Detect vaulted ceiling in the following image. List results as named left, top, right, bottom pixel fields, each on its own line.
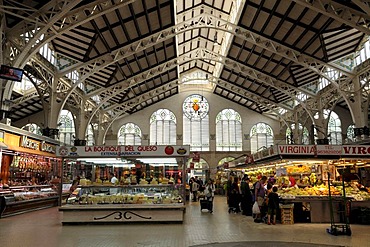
left=2, top=0, right=370, bottom=135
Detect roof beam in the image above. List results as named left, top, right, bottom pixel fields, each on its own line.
left=10, top=0, right=139, bottom=69
left=61, top=12, right=354, bottom=77
left=98, top=78, right=291, bottom=132
left=292, top=0, right=370, bottom=35
left=84, top=48, right=314, bottom=125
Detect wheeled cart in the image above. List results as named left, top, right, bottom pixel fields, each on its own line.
left=200, top=199, right=210, bottom=211
left=326, top=172, right=352, bottom=236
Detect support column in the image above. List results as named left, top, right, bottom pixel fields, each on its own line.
left=315, top=98, right=328, bottom=144
left=42, top=75, right=62, bottom=138
left=96, top=111, right=106, bottom=145
left=349, top=76, right=367, bottom=140
left=294, top=112, right=300, bottom=144
left=74, top=98, right=88, bottom=146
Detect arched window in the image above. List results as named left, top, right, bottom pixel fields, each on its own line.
left=21, top=123, right=42, bottom=135
left=216, top=109, right=242, bottom=151
left=58, top=110, right=75, bottom=145
left=183, top=94, right=209, bottom=151
left=118, top=123, right=142, bottom=145
left=346, top=124, right=355, bottom=143
left=250, top=123, right=274, bottom=153
left=285, top=124, right=309, bottom=144
left=150, top=109, right=176, bottom=145
left=328, top=111, right=342, bottom=144
left=187, top=158, right=209, bottom=182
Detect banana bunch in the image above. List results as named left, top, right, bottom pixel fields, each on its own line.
left=309, top=173, right=316, bottom=185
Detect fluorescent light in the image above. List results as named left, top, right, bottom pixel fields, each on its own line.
left=136, top=158, right=178, bottom=164
left=76, top=158, right=130, bottom=164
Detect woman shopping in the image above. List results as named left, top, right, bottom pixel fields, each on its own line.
left=204, top=179, right=216, bottom=213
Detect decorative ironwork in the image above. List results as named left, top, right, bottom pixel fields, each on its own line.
left=93, top=211, right=152, bottom=221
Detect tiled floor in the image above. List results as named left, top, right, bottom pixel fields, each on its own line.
left=0, top=196, right=369, bottom=247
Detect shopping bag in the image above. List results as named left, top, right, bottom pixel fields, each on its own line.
left=252, top=201, right=260, bottom=214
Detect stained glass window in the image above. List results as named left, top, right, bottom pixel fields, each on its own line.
left=216, top=109, right=242, bottom=151
left=183, top=94, right=209, bottom=151
left=150, top=109, right=176, bottom=145
left=118, top=123, right=142, bottom=145
left=250, top=122, right=274, bottom=153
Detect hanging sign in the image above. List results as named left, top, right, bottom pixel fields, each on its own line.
left=245, top=155, right=254, bottom=164
left=56, top=145, right=190, bottom=157
left=192, top=152, right=200, bottom=162
left=190, top=162, right=194, bottom=169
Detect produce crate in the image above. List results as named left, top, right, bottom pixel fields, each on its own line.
left=280, top=204, right=294, bottom=224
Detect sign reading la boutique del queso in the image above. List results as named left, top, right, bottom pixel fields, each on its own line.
left=56, top=145, right=190, bottom=157
left=20, top=135, right=56, bottom=154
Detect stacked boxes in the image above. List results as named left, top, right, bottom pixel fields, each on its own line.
left=280, top=203, right=294, bottom=224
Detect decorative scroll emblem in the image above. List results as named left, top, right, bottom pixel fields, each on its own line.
left=93, top=211, right=152, bottom=221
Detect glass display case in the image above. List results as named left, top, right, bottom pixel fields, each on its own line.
left=60, top=183, right=186, bottom=224
left=57, top=144, right=190, bottom=224
left=0, top=185, right=59, bottom=218
left=67, top=184, right=184, bottom=205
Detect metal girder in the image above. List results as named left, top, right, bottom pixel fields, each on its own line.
left=86, top=48, right=311, bottom=119
left=352, top=0, right=370, bottom=16
left=57, top=12, right=355, bottom=117
left=9, top=0, right=138, bottom=68
left=215, top=78, right=294, bottom=111
left=13, top=55, right=95, bottom=114
left=282, top=79, right=347, bottom=126
left=292, top=0, right=370, bottom=35
left=10, top=0, right=81, bottom=67
left=98, top=77, right=292, bottom=134
left=12, top=91, right=39, bottom=106
left=61, top=12, right=353, bottom=82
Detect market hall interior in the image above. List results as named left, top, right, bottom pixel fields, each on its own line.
left=0, top=196, right=369, bottom=247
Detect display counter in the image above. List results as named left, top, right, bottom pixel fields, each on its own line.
left=0, top=185, right=59, bottom=218
left=349, top=200, right=370, bottom=224
left=59, top=184, right=185, bottom=224
left=281, top=196, right=350, bottom=223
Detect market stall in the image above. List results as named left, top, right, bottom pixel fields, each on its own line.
left=240, top=144, right=370, bottom=224
left=0, top=124, right=61, bottom=218
left=57, top=145, right=189, bottom=224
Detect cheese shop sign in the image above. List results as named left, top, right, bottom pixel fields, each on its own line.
left=20, top=136, right=56, bottom=153
left=56, top=145, right=190, bottom=157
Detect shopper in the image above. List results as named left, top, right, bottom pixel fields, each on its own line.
left=240, top=175, right=253, bottom=216
left=254, top=175, right=267, bottom=222
left=228, top=177, right=241, bottom=213
left=267, top=186, right=279, bottom=225
left=110, top=173, right=118, bottom=185
left=226, top=177, right=233, bottom=204
left=204, top=179, right=215, bottom=213
left=192, top=178, right=200, bottom=201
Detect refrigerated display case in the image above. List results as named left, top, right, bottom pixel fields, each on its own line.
left=56, top=144, right=190, bottom=224
left=60, top=183, right=185, bottom=223
left=0, top=184, right=59, bottom=217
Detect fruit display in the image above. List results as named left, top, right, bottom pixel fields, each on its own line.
left=286, top=165, right=311, bottom=174
left=278, top=183, right=370, bottom=201
left=278, top=184, right=340, bottom=198
left=309, top=173, right=317, bottom=185
left=242, top=164, right=370, bottom=201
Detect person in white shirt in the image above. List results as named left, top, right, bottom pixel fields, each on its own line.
left=110, top=173, right=118, bottom=185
